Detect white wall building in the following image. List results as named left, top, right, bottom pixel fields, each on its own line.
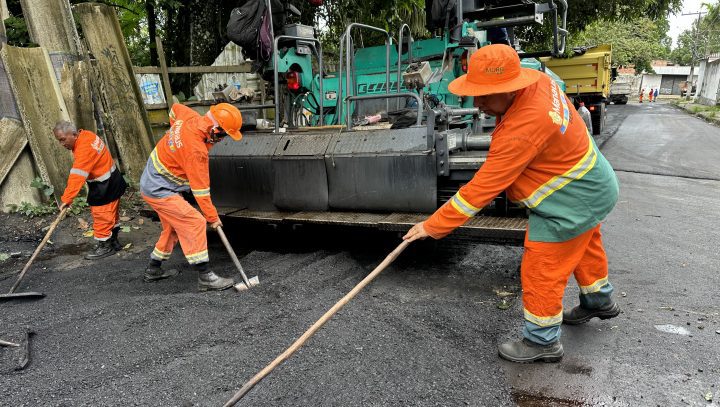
left=639, top=66, right=698, bottom=96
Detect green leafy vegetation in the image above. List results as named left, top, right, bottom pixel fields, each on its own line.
left=670, top=2, right=720, bottom=65
left=570, top=17, right=671, bottom=74
left=68, top=196, right=89, bottom=216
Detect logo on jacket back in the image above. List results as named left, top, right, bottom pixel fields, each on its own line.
left=548, top=82, right=563, bottom=126
left=91, top=135, right=105, bottom=154
left=167, top=120, right=185, bottom=152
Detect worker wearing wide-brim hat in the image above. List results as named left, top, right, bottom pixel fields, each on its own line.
left=404, top=44, right=621, bottom=363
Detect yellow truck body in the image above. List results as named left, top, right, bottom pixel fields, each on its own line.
left=540, top=45, right=612, bottom=135
left=541, top=44, right=612, bottom=97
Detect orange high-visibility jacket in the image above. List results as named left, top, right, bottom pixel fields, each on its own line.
left=139, top=104, right=219, bottom=223
left=424, top=74, right=619, bottom=242
left=61, top=130, right=117, bottom=205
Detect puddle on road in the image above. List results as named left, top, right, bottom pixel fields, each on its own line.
left=37, top=243, right=91, bottom=260
left=560, top=362, right=593, bottom=376
left=654, top=324, right=691, bottom=335
left=513, top=391, right=586, bottom=406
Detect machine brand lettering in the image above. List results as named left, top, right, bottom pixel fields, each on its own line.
left=357, top=81, right=402, bottom=94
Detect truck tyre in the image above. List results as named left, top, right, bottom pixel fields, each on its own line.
left=591, top=103, right=605, bottom=135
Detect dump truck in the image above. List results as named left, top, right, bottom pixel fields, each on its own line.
left=541, top=44, right=611, bottom=135
left=608, top=74, right=632, bottom=105
left=209, top=0, right=570, bottom=244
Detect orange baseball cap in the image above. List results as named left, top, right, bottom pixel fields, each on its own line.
left=448, top=44, right=542, bottom=96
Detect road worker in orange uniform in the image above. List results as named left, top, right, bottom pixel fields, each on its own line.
left=404, top=45, right=621, bottom=363
left=54, top=121, right=127, bottom=259
left=140, top=103, right=243, bottom=291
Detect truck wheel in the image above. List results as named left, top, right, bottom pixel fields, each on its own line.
left=591, top=103, right=605, bottom=135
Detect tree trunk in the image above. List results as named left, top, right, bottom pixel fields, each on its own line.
left=146, top=0, right=157, bottom=66
left=189, top=0, right=223, bottom=67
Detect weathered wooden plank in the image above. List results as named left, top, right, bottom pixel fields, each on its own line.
left=0, top=148, right=42, bottom=212
left=74, top=3, right=153, bottom=182
left=0, top=45, right=73, bottom=198
left=19, top=0, right=80, bottom=54
left=0, top=118, right=27, bottom=185
left=155, top=37, right=173, bottom=108
left=60, top=60, right=97, bottom=133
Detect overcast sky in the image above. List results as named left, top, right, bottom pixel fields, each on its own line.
left=668, top=0, right=709, bottom=48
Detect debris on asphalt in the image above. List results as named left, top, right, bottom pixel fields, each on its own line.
left=76, top=218, right=89, bottom=230
left=654, top=324, right=690, bottom=336
left=82, top=230, right=94, bottom=238
left=704, top=391, right=713, bottom=402
left=0, top=253, right=9, bottom=262
left=497, top=298, right=513, bottom=310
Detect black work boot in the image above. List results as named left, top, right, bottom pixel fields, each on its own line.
left=563, top=301, right=621, bottom=325
left=195, top=262, right=234, bottom=292
left=498, top=339, right=564, bottom=363
left=110, top=227, right=123, bottom=251
left=84, top=240, right=115, bottom=260
left=144, top=260, right=179, bottom=282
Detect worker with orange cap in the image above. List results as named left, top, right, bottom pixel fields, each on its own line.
left=403, top=44, right=620, bottom=363
left=139, top=103, right=243, bottom=291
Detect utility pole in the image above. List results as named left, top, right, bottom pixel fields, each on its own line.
left=683, top=11, right=706, bottom=100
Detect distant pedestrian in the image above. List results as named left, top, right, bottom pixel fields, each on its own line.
left=54, top=121, right=127, bottom=259
left=577, top=101, right=593, bottom=134
left=654, top=88, right=659, bottom=102
left=648, top=88, right=654, bottom=103
left=639, top=88, right=644, bottom=103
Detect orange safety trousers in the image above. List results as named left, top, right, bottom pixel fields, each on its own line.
left=90, top=199, right=120, bottom=241
left=142, top=193, right=209, bottom=265
left=521, top=224, right=614, bottom=345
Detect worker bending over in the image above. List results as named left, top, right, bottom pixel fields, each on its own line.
left=404, top=45, right=620, bottom=363
left=140, top=103, right=243, bottom=291
left=54, top=121, right=127, bottom=259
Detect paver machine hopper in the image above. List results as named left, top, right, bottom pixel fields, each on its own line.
left=210, top=0, right=569, bottom=244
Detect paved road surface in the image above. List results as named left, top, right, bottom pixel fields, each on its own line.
left=1, top=101, right=718, bottom=406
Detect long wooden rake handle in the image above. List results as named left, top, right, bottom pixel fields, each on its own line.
left=10, top=207, right=69, bottom=293
left=222, top=240, right=411, bottom=406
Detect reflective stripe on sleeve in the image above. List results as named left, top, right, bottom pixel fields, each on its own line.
left=449, top=192, right=481, bottom=218
left=70, top=168, right=89, bottom=178
left=191, top=188, right=210, bottom=197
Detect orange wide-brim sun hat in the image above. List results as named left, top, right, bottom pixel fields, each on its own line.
left=448, top=44, right=543, bottom=97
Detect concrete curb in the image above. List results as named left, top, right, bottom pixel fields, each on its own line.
left=673, top=102, right=720, bottom=126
